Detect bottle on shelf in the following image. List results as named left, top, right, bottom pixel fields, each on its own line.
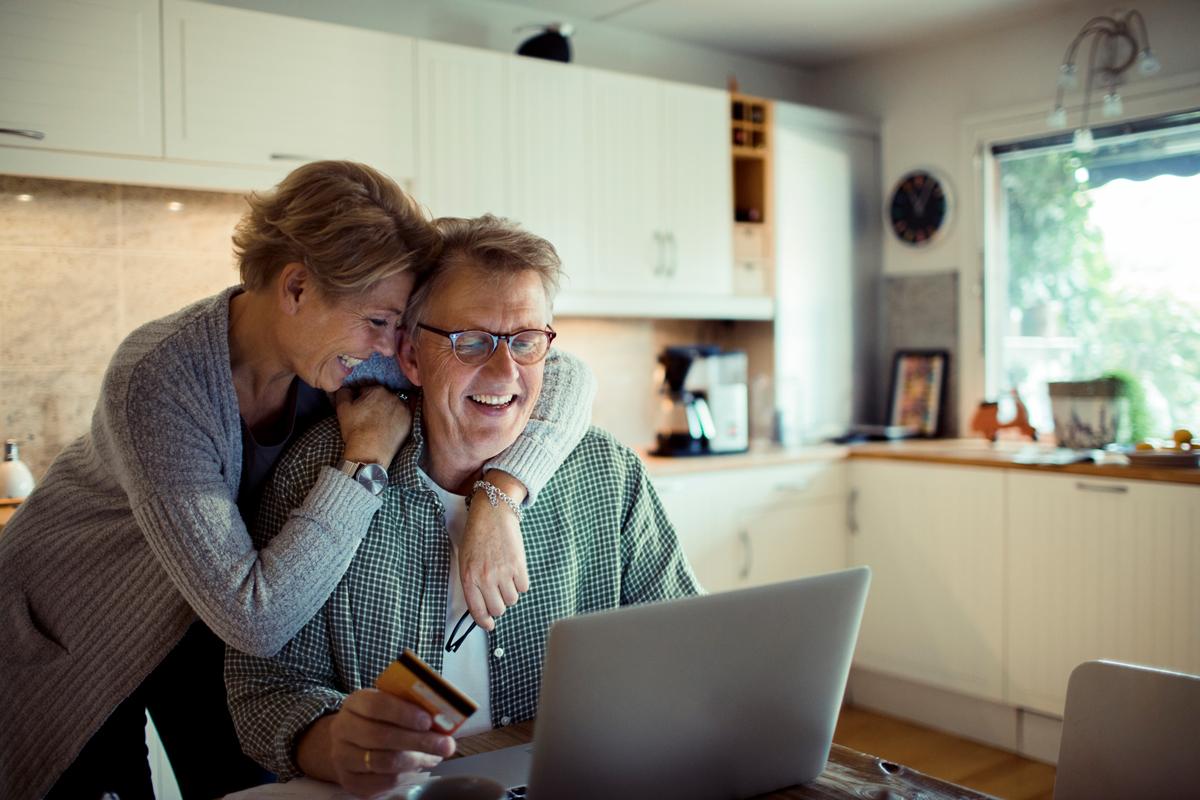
left=2, top=439, right=36, bottom=499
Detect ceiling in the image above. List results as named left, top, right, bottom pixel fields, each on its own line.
left=500, top=0, right=1065, bottom=68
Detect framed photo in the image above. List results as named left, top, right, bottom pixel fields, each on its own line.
left=887, top=350, right=949, bottom=437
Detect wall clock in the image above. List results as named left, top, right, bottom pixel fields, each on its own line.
left=889, top=169, right=951, bottom=247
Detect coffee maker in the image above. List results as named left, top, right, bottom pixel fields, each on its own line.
left=652, top=346, right=749, bottom=456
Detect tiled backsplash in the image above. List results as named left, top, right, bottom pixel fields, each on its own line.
left=1, top=176, right=762, bottom=479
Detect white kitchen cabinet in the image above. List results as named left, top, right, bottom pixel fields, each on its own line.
left=849, top=460, right=1005, bottom=702
left=581, top=69, right=665, bottom=295
left=0, top=0, right=161, bottom=157
left=654, top=460, right=847, bottom=594
left=415, top=40, right=509, bottom=218
left=659, top=83, right=734, bottom=298
left=162, top=0, right=415, bottom=182
left=571, top=71, right=732, bottom=301
left=505, top=56, right=592, bottom=293
left=1006, top=472, right=1200, bottom=717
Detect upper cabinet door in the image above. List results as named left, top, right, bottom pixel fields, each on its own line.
left=162, top=0, right=415, bottom=181
left=586, top=69, right=664, bottom=294
left=415, top=41, right=508, bottom=219
left=0, top=0, right=161, bottom=156
left=506, top=56, right=591, bottom=298
left=660, top=83, right=733, bottom=296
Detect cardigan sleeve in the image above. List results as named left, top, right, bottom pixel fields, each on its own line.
left=109, top=361, right=380, bottom=658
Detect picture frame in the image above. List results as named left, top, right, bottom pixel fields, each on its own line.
left=887, top=350, right=949, bottom=437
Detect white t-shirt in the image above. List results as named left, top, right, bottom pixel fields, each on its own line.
left=417, top=469, right=494, bottom=738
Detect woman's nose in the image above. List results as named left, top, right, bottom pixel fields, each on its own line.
left=373, top=327, right=397, bottom=358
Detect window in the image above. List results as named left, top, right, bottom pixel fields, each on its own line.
left=986, top=112, right=1200, bottom=440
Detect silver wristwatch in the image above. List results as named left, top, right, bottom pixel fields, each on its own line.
left=339, top=460, right=388, bottom=496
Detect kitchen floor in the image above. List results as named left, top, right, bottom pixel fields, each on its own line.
left=833, top=707, right=1056, bottom=800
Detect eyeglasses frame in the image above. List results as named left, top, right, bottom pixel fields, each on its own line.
left=416, top=322, right=557, bottom=366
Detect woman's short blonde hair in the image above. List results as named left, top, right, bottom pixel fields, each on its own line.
left=403, top=215, right=561, bottom=334
left=233, top=161, right=438, bottom=299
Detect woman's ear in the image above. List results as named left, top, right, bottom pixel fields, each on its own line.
left=397, top=328, right=422, bottom=387
left=277, top=263, right=310, bottom=315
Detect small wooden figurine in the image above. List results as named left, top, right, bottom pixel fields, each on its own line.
left=971, top=391, right=1038, bottom=442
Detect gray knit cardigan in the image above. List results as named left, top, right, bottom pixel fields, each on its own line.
left=0, top=287, right=594, bottom=799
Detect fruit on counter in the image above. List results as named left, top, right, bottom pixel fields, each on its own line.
left=1173, top=428, right=1194, bottom=448
left=1135, top=440, right=1156, bottom=451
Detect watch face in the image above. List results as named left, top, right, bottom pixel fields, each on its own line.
left=890, top=170, right=949, bottom=246
left=357, top=463, right=388, bottom=495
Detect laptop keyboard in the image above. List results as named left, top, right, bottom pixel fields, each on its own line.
left=506, top=787, right=528, bottom=799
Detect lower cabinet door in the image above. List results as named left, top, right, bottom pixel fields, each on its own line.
left=1006, top=472, right=1200, bottom=716
left=849, top=460, right=1006, bottom=702
left=739, top=497, right=848, bottom=587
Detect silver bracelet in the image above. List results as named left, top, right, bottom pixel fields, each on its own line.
left=470, top=479, right=523, bottom=521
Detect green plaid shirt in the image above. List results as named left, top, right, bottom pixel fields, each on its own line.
left=226, top=406, right=700, bottom=779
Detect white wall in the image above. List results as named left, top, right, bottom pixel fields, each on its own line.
left=810, top=0, right=1200, bottom=429
left=202, top=0, right=818, bottom=103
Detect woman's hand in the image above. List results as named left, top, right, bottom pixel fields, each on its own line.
left=297, top=689, right=455, bottom=799
left=460, top=471, right=530, bottom=631
left=335, top=385, right=412, bottom=467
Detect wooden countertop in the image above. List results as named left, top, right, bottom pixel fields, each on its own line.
left=640, top=443, right=849, bottom=476
left=847, top=438, right=1200, bottom=486
left=638, top=439, right=1200, bottom=486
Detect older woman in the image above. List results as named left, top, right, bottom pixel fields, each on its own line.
left=0, top=162, right=593, bottom=800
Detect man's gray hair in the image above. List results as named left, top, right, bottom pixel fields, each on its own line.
left=403, top=214, right=561, bottom=336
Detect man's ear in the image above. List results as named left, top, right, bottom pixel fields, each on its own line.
left=277, top=263, right=310, bottom=316
left=397, top=328, right=423, bottom=387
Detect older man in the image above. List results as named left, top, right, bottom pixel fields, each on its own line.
left=227, top=215, right=699, bottom=796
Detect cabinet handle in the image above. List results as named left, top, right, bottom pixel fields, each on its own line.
left=652, top=231, right=666, bottom=276
left=1, top=128, right=46, bottom=141
left=269, top=152, right=318, bottom=162
left=847, top=488, right=859, bottom=535
left=737, top=529, right=753, bottom=580
left=668, top=231, right=678, bottom=277
left=1075, top=482, right=1128, bottom=494
left=773, top=480, right=811, bottom=494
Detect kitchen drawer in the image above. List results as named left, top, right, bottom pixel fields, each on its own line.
left=733, top=223, right=769, bottom=261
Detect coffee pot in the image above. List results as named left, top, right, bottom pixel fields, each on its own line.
left=652, top=346, right=749, bottom=457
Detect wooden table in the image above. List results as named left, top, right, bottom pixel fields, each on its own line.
left=455, top=720, right=996, bottom=799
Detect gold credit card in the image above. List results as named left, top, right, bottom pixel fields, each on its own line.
left=376, top=648, right=479, bottom=734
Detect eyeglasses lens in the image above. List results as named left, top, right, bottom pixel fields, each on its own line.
left=452, top=331, right=552, bottom=366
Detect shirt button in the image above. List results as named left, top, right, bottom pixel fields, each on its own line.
left=500, top=715, right=512, bottom=726
left=493, top=647, right=505, bottom=659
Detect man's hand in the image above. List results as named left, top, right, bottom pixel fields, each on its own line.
left=335, top=385, right=412, bottom=467
left=461, top=471, right=530, bottom=631
left=297, top=689, right=455, bottom=799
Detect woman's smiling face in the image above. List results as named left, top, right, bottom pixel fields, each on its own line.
left=292, top=270, right=415, bottom=392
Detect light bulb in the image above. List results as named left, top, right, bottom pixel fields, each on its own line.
left=1137, top=49, right=1161, bottom=75
left=1057, top=63, right=1079, bottom=89
left=1073, top=127, right=1095, bottom=153
left=1047, top=105, right=1068, bottom=129
left=1102, top=91, right=1124, bottom=118
left=1074, top=166, right=1090, bottom=183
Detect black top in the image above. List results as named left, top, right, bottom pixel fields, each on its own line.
left=237, top=378, right=332, bottom=520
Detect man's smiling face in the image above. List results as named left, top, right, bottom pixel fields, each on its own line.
left=399, top=260, right=550, bottom=483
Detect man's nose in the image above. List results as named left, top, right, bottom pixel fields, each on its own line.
left=481, top=340, right=520, bottom=379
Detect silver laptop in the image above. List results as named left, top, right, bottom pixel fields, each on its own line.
left=433, top=566, right=870, bottom=799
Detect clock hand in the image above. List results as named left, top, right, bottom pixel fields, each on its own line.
left=915, top=177, right=935, bottom=217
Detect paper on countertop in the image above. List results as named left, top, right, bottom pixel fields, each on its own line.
left=223, top=773, right=432, bottom=800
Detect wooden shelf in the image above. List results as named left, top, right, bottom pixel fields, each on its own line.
left=729, top=91, right=774, bottom=297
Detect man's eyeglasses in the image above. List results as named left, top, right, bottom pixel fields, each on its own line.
left=417, top=323, right=556, bottom=366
